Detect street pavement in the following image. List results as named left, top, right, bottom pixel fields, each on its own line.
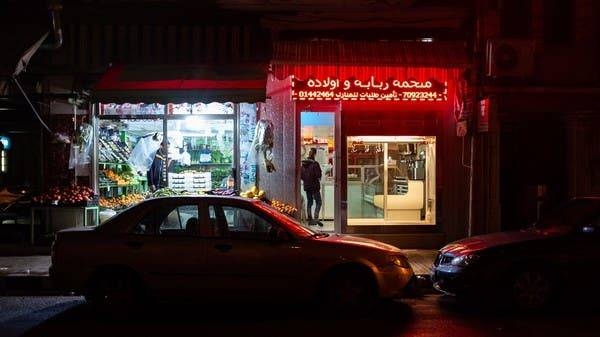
left=2, top=294, right=600, bottom=337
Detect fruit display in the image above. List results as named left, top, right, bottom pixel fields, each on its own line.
left=101, top=168, right=137, bottom=186
left=269, top=199, right=298, bottom=217
left=99, top=193, right=145, bottom=210
left=239, top=185, right=266, bottom=200
left=32, top=185, right=97, bottom=206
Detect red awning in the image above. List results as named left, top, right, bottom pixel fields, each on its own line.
left=92, top=64, right=268, bottom=104
left=270, top=40, right=470, bottom=80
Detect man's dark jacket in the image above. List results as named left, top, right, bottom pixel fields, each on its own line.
left=301, top=158, right=322, bottom=191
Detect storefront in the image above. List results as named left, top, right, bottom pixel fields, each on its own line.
left=90, top=64, right=267, bottom=214
left=260, top=40, right=470, bottom=248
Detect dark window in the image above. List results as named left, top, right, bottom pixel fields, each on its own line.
left=501, top=0, right=532, bottom=38
left=543, top=0, right=573, bottom=44
left=537, top=199, right=600, bottom=229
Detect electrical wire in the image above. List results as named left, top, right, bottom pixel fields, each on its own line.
left=11, top=75, right=53, bottom=135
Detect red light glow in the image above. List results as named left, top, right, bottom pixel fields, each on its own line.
left=292, top=75, right=447, bottom=102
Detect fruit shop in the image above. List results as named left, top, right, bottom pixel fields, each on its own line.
left=89, top=64, right=271, bottom=216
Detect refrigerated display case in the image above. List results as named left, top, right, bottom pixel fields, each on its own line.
left=346, top=136, right=436, bottom=225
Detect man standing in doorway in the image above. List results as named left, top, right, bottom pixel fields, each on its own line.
left=301, top=148, right=323, bottom=226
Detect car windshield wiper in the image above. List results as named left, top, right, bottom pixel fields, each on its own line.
left=310, top=232, right=329, bottom=238
left=522, top=222, right=538, bottom=232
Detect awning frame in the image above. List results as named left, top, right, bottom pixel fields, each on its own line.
left=92, top=64, right=268, bottom=104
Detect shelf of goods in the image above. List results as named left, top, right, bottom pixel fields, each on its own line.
left=99, top=138, right=131, bottom=163
left=99, top=163, right=145, bottom=194
left=98, top=139, right=146, bottom=212
left=168, top=171, right=212, bottom=192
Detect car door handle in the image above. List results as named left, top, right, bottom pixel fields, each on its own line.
left=126, top=241, right=144, bottom=249
left=214, top=244, right=232, bottom=252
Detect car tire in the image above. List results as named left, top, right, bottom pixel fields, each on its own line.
left=85, top=268, right=144, bottom=319
left=509, top=268, right=554, bottom=313
left=317, top=267, right=377, bottom=317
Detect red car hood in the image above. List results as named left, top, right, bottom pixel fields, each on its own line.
left=319, top=233, right=402, bottom=253
left=440, top=229, right=560, bottom=256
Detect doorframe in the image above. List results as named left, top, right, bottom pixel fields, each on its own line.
left=295, top=101, right=341, bottom=230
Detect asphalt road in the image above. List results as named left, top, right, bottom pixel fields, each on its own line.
left=1, top=294, right=600, bottom=337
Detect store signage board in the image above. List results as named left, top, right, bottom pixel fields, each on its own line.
left=99, top=102, right=235, bottom=115
left=292, top=76, right=447, bottom=102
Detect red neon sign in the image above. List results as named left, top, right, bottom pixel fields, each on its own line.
left=292, top=75, right=447, bottom=102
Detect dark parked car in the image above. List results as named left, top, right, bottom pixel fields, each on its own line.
left=431, top=196, right=600, bottom=312
left=51, top=195, right=414, bottom=316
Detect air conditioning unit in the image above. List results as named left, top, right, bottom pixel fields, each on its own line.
left=486, top=39, right=534, bottom=78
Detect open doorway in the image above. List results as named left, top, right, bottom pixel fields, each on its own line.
left=300, top=110, right=335, bottom=231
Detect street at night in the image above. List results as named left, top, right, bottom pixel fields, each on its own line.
left=2, top=1, right=600, bottom=337
left=2, top=294, right=600, bottom=337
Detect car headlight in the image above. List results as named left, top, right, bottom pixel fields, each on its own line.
left=387, top=254, right=411, bottom=268
left=450, top=254, right=480, bottom=266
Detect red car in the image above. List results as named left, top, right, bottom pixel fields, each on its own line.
left=431, top=196, right=600, bottom=312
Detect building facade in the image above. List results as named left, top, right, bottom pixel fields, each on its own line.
left=2, top=0, right=599, bottom=247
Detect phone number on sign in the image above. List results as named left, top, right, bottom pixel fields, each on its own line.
left=292, top=90, right=444, bottom=101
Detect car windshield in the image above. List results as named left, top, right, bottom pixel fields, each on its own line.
left=254, top=201, right=320, bottom=237
left=535, top=198, right=600, bottom=230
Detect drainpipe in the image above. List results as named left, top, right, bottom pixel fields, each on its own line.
left=467, top=0, right=483, bottom=238
left=39, top=0, right=63, bottom=51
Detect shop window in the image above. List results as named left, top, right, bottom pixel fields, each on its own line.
left=167, top=117, right=235, bottom=191
left=347, top=136, right=436, bottom=226
left=98, top=118, right=163, bottom=207
left=97, top=102, right=258, bottom=214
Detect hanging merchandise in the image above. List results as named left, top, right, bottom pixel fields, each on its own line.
left=127, top=133, right=162, bottom=174
left=69, top=122, right=94, bottom=181
left=252, top=119, right=276, bottom=173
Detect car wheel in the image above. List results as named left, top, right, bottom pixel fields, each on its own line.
left=510, top=268, right=553, bottom=312
left=318, top=268, right=376, bottom=317
left=85, top=269, right=143, bottom=318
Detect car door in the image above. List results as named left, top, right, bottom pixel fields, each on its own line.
left=541, top=199, right=600, bottom=294
left=116, top=199, right=207, bottom=299
left=565, top=211, right=600, bottom=293
left=199, top=199, right=308, bottom=299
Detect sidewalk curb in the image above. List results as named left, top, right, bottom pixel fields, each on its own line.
left=0, top=274, right=437, bottom=296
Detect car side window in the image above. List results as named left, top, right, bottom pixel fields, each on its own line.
left=208, top=205, right=226, bottom=237
left=131, top=211, right=156, bottom=235
left=538, top=199, right=600, bottom=228
left=221, top=205, right=273, bottom=240
left=159, top=205, right=199, bottom=236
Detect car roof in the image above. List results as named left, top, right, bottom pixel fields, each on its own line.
left=145, top=195, right=261, bottom=203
